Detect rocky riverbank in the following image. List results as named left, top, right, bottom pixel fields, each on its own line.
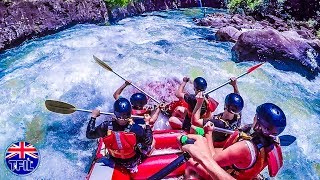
left=0, top=0, right=107, bottom=53
left=194, top=13, right=320, bottom=77
left=0, top=0, right=224, bottom=53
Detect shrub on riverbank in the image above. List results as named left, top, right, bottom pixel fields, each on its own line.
left=227, top=0, right=263, bottom=13
left=104, top=0, right=132, bottom=8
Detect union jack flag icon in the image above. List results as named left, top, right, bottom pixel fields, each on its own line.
left=5, top=141, right=40, bottom=176
left=6, top=141, right=38, bottom=159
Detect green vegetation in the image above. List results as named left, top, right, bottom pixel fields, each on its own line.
left=306, top=19, right=317, bottom=28
left=317, top=30, right=320, bottom=39
left=104, top=0, right=132, bottom=8
left=227, top=0, right=263, bottom=13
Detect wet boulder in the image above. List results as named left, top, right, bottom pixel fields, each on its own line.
left=215, top=26, right=242, bottom=42
left=232, top=29, right=320, bottom=73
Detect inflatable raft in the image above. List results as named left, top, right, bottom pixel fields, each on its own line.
left=86, top=130, right=187, bottom=180
left=86, top=99, right=219, bottom=179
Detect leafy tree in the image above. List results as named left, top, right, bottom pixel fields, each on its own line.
left=227, top=0, right=263, bottom=13
left=104, top=0, right=132, bottom=8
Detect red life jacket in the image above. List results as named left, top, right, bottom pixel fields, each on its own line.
left=207, top=97, right=219, bottom=113
left=165, top=100, right=189, bottom=115
left=166, top=98, right=218, bottom=118
left=132, top=108, right=150, bottom=116
left=103, top=131, right=137, bottom=159
left=223, top=130, right=283, bottom=179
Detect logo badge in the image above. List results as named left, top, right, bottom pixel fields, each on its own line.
left=5, top=141, right=40, bottom=176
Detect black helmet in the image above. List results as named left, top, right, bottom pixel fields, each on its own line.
left=114, top=98, right=132, bottom=119
left=225, top=93, right=244, bottom=114
left=193, top=77, right=207, bottom=91
left=256, top=103, right=286, bottom=136
left=130, top=93, right=147, bottom=108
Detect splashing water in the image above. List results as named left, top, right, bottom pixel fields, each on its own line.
left=0, top=8, right=319, bottom=179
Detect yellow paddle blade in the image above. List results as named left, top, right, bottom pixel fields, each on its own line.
left=93, top=55, right=113, bottom=71
left=45, top=100, right=76, bottom=114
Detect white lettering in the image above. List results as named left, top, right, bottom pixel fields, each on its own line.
left=8, top=159, right=36, bottom=172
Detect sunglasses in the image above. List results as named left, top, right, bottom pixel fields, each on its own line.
left=117, top=117, right=130, bottom=121
left=226, top=106, right=239, bottom=114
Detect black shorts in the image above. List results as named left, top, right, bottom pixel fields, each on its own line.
left=182, top=115, right=191, bottom=132
left=204, top=119, right=230, bottom=142
left=111, top=152, right=142, bottom=169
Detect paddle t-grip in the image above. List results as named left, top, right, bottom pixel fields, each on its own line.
left=180, top=135, right=195, bottom=145
left=180, top=127, right=204, bottom=145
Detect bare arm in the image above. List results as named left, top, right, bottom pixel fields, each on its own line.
left=181, top=134, right=235, bottom=180
left=150, top=106, right=161, bottom=125
left=229, top=77, right=239, bottom=94
left=200, top=158, right=235, bottom=180
left=175, top=77, right=190, bottom=99
left=191, top=91, right=205, bottom=127
left=113, top=81, right=131, bottom=100
left=203, top=121, right=215, bottom=156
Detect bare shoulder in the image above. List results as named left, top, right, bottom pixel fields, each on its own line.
left=214, top=140, right=252, bottom=167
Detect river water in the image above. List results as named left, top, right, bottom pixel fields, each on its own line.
left=0, top=8, right=319, bottom=179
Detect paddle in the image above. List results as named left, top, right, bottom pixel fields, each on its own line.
left=93, top=55, right=161, bottom=104
left=213, top=127, right=296, bottom=146
left=204, top=62, right=265, bottom=95
left=148, top=153, right=190, bottom=180
left=45, top=100, right=144, bottom=118
left=148, top=128, right=296, bottom=180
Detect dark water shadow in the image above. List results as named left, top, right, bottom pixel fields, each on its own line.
left=269, top=60, right=319, bottom=81
left=45, top=83, right=107, bottom=171
left=231, top=50, right=319, bottom=80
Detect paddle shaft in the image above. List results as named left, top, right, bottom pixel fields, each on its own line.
left=204, top=62, right=264, bottom=96
left=204, top=71, right=248, bottom=95
left=112, top=70, right=161, bottom=104
left=214, top=127, right=278, bottom=139
left=148, top=153, right=190, bottom=180
left=76, top=108, right=144, bottom=118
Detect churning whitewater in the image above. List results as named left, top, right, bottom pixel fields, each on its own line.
left=0, top=8, right=319, bottom=179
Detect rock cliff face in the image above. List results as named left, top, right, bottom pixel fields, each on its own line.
left=0, top=0, right=225, bottom=53
left=109, top=0, right=224, bottom=21
left=0, top=0, right=107, bottom=53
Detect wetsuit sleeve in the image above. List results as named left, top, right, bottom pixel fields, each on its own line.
left=144, top=125, right=153, bottom=145
left=130, top=124, right=153, bottom=145
left=184, top=94, right=197, bottom=110
left=86, top=117, right=109, bottom=139
left=184, top=94, right=193, bottom=104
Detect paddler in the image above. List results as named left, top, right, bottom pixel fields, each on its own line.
left=182, top=103, right=287, bottom=179
left=113, top=80, right=164, bottom=126
left=191, top=78, right=244, bottom=147
left=86, top=98, right=154, bottom=173
left=169, top=76, right=217, bottom=131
